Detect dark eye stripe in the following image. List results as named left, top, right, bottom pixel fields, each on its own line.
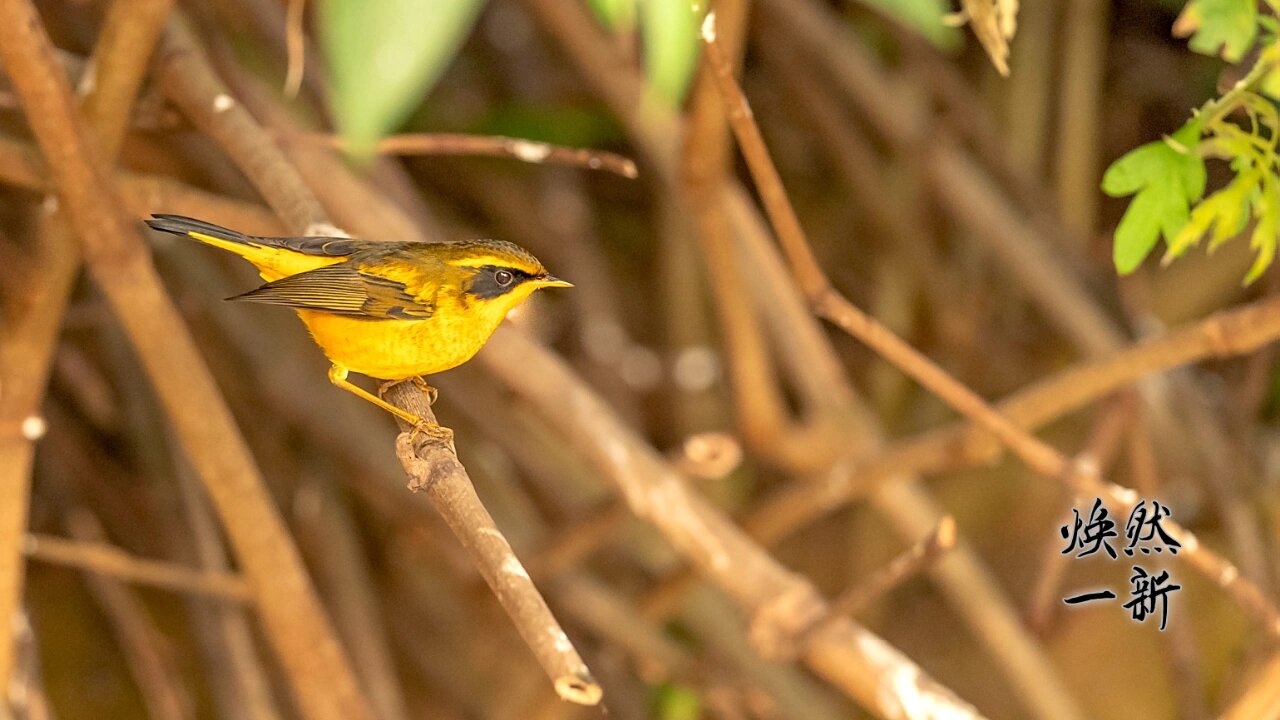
left=467, top=265, right=531, bottom=299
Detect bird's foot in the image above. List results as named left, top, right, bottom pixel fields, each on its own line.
left=410, top=377, right=439, bottom=405
left=409, top=421, right=453, bottom=445
left=379, top=377, right=438, bottom=405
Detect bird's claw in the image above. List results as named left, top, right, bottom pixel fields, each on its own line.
left=409, top=421, right=453, bottom=445
left=410, top=377, right=439, bottom=405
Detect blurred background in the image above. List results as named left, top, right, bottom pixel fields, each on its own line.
left=2, top=0, right=1279, bottom=718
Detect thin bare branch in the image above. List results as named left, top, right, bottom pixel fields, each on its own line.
left=384, top=382, right=602, bottom=706
left=829, top=516, right=957, bottom=620
left=301, top=132, right=639, bottom=179
left=24, top=533, right=252, bottom=602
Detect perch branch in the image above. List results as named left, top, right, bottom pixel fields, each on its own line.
left=383, top=382, right=602, bottom=706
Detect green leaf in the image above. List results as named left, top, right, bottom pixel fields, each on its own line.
left=1103, top=123, right=1207, bottom=273
left=1175, top=0, right=1258, bottom=62
left=857, top=0, right=961, bottom=49
left=1167, top=169, right=1257, bottom=258
left=1246, top=174, right=1279, bottom=283
left=640, top=0, right=704, bottom=107
left=320, top=0, right=488, bottom=157
left=1201, top=124, right=1263, bottom=162
left=586, top=0, right=636, bottom=32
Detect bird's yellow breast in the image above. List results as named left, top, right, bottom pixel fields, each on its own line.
left=295, top=300, right=505, bottom=380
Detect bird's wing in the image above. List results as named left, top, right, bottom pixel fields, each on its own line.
left=228, top=262, right=437, bottom=319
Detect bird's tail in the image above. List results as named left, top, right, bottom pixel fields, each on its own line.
left=145, top=214, right=250, bottom=246
left=145, top=213, right=350, bottom=282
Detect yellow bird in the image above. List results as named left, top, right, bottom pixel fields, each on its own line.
left=147, top=214, right=571, bottom=438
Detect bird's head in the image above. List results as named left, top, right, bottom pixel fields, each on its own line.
left=442, top=239, right=572, bottom=319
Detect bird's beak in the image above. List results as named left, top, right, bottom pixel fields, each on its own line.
left=536, top=275, right=573, bottom=288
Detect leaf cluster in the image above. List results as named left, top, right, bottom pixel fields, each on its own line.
left=1105, top=0, right=1280, bottom=284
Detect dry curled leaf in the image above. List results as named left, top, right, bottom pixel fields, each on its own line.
left=952, top=0, right=1018, bottom=76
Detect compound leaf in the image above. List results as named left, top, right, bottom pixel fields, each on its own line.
left=1174, top=0, right=1259, bottom=61
left=1103, top=123, right=1207, bottom=273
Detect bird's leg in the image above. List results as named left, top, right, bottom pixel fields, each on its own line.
left=329, top=366, right=451, bottom=441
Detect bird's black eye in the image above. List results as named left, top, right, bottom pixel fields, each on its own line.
left=495, top=269, right=515, bottom=286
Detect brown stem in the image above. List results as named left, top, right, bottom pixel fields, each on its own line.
left=0, top=0, right=174, bottom=694
left=172, top=453, right=283, bottom=720
left=828, top=516, right=957, bottom=620
left=480, top=327, right=986, bottom=717
left=774, top=516, right=960, bottom=662
left=294, top=480, right=411, bottom=720
left=283, top=0, right=306, bottom=98
left=515, top=0, right=679, bottom=173
left=383, top=383, right=602, bottom=706
left=155, top=16, right=330, bottom=232
left=685, top=1, right=842, bottom=471
left=1054, top=0, right=1108, bottom=241
left=23, top=533, right=251, bottom=602
left=0, top=3, right=372, bottom=717
left=0, top=134, right=285, bottom=234
left=301, top=132, right=639, bottom=178
left=64, top=509, right=196, bottom=720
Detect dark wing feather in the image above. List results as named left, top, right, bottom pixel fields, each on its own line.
left=259, top=235, right=372, bottom=257
left=229, top=264, right=435, bottom=319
